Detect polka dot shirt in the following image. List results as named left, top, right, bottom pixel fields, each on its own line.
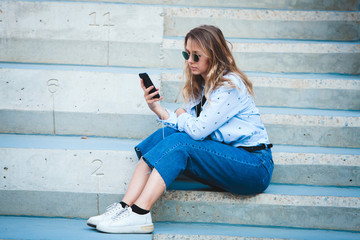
left=159, top=73, right=270, bottom=147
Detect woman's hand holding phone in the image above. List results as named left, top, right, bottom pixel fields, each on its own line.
left=139, top=74, right=169, bottom=120
left=140, top=78, right=163, bottom=109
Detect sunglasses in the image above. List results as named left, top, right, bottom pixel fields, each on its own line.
left=182, top=51, right=201, bottom=62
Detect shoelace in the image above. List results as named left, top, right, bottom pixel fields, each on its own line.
left=112, top=206, right=131, bottom=221
left=104, top=203, right=123, bottom=216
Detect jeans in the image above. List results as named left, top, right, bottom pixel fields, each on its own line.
left=135, top=127, right=273, bottom=195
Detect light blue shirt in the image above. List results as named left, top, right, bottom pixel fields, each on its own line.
left=159, top=73, right=270, bottom=147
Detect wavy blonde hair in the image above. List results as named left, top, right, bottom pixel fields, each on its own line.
left=182, top=25, right=253, bottom=104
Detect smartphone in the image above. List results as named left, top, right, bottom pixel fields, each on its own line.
left=139, top=73, right=160, bottom=99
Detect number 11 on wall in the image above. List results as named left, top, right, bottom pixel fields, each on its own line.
left=89, top=12, right=114, bottom=26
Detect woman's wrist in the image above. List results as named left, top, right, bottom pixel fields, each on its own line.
left=151, top=104, right=169, bottom=120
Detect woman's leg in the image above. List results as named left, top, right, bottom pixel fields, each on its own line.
left=122, top=127, right=178, bottom=206
left=125, top=129, right=273, bottom=211
left=86, top=158, right=153, bottom=228
left=121, top=158, right=152, bottom=206
left=132, top=168, right=166, bottom=210
left=96, top=131, right=273, bottom=234
left=88, top=128, right=178, bottom=232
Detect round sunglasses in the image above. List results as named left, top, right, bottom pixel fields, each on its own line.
left=182, top=51, right=201, bottom=62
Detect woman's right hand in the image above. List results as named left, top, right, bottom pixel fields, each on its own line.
left=140, top=78, right=169, bottom=120
left=140, top=78, right=164, bottom=110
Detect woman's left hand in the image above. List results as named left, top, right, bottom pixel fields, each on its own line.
left=175, top=108, right=186, bottom=117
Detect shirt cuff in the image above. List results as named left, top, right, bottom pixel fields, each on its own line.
left=177, top=112, right=193, bottom=132
left=157, top=108, right=178, bottom=129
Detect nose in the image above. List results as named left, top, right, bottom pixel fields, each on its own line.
left=188, top=54, right=195, bottom=63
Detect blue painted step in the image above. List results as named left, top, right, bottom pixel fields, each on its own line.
left=0, top=216, right=359, bottom=240
left=0, top=215, right=151, bottom=240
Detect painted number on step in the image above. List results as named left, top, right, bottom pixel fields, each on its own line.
left=47, top=79, right=59, bottom=94
left=89, top=12, right=114, bottom=26
left=91, top=159, right=104, bottom=176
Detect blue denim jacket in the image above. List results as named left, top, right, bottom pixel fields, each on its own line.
left=159, top=73, right=270, bottom=147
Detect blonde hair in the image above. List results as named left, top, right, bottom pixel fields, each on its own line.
left=182, top=25, right=254, bottom=104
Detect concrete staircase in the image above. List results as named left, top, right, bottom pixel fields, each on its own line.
left=0, top=0, right=359, bottom=239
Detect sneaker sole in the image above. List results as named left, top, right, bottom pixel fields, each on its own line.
left=87, top=222, right=96, bottom=228
left=97, top=223, right=154, bottom=234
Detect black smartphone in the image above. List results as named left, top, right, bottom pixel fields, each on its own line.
left=139, top=73, right=160, bottom=99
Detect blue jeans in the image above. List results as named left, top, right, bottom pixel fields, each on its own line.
left=135, top=127, right=273, bottom=195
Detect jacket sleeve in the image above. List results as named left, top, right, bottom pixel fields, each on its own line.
left=156, top=108, right=178, bottom=129
left=177, top=85, right=243, bottom=140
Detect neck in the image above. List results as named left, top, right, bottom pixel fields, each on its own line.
left=201, top=73, right=207, bottom=81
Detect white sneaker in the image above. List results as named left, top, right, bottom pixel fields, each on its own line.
left=96, top=206, right=154, bottom=234
left=87, top=203, right=125, bottom=228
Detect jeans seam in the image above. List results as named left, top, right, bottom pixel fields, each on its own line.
left=156, top=142, right=183, bottom=165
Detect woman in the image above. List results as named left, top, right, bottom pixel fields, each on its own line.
left=87, top=25, right=273, bottom=234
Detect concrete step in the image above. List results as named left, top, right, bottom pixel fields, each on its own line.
left=0, top=63, right=161, bottom=139
left=154, top=222, right=360, bottom=240
left=1, top=133, right=359, bottom=189
left=161, top=37, right=360, bottom=74
left=1, top=185, right=359, bottom=231
left=64, top=0, right=360, bottom=11
left=0, top=133, right=359, bottom=231
left=2, top=63, right=359, bottom=115
left=0, top=134, right=359, bottom=203
left=1, top=2, right=359, bottom=69
left=0, top=134, right=141, bottom=198
left=0, top=0, right=164, bottom=67
left=271, top=145, right=360, bottom=186
left=1, top=63, right=359, bottom=148
left=161, top=70, right=360, bottom=110
left=259, top=107, right=360, bottom=148
left=2, top=63, right=359, bottom=113
left=152, top=184, right=360, bottom=231
left=1, top=184, right=359, bottom=232
left=163, top=7, right=360, bottom=41
left=1, top=216, right=359, bottom=240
